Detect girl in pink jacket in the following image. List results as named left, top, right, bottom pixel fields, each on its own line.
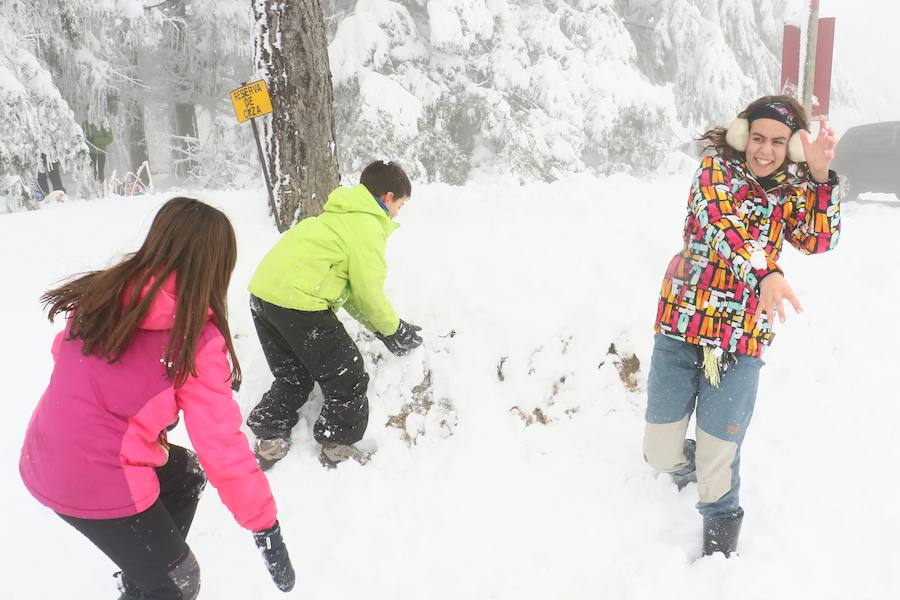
left=19, top=198, right=295, bottom=599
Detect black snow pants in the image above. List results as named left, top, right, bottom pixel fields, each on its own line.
left=58, top=445, right=207, bottom=600
left=36, top=157, right=65, bottom=195
left=246, top=295, right=370, bottom=446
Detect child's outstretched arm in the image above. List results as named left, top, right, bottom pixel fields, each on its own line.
left=346, top=221, right=400, bottom=336
left=176, top=328, right=296, bottom=591
left=784, top=117, right=841, bottom=255
left=783, top=176, right=840, bottom=255
left=341, top=297, right=376, bottom=331
left=176, top=329, right=277, bottom=532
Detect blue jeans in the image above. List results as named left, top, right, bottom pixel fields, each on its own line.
left=643, top=334, right=763, bottom=517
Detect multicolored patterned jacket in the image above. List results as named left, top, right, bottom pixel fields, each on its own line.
left=655, top=154, right=840, bottom=356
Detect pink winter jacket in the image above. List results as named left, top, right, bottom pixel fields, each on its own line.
left=19, top=276, right=277, bottom=532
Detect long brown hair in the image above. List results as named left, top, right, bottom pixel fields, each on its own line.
left=41, top=197, right=242, bottom=389
left=698, top=94, right=810, bottom=176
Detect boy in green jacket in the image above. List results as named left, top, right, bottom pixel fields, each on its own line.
left=83, top=121, right=113, bottom=181
left=247, top=160, right=422, bottom=468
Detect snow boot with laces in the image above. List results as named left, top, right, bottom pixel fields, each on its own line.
left=319, top=442, right=374, bottom=468
left=254, top=437, right=291, bottom=471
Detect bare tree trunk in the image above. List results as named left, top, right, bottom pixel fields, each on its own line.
left=122, top=39, right=150, bottom=177
left=253, top=0, right=340, bottom=231
left=173, top=101, right=199, bottom=179
left=126, top=99, right=150, bottom=171
left=171, top=0, right=199, bottom=180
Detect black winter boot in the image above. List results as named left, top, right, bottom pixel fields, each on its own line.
left=702, top=507, right=744, bottom=557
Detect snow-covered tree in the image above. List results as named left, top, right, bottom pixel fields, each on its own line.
left=0, top=3, right=91, bottom=209
left=327, top=0, right=677, bottom=184
left=138, top=0, right=255, bottom=182
left=0, top=0, right=870, bottom=207
left=614, top=0, right=787, bottom=132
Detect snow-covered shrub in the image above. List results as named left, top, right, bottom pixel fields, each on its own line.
left=0, top=29, right=88, bottom=210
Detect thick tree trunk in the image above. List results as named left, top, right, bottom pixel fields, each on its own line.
left=254, top=0, right=340, bottom=231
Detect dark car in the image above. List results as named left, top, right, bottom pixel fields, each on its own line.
left=831, top=121, right=900, bottom=200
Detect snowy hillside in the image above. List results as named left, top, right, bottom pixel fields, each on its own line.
left=3, top=173, right=899, bottom=599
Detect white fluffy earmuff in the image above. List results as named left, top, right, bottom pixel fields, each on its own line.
left=787, top=132, right=806, bottom=162
left=725, top=117, right=807, bottom=163
left=725, top=117, right=750, bottom=152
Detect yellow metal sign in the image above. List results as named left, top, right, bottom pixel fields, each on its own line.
left=230, top=80, right=273, bottom=123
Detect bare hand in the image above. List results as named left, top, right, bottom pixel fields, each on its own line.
left=800, top=116, right=837, bottom=182
left=755, top=273, right=803, bottom=325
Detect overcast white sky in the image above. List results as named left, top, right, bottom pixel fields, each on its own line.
left=816, top=0, right=900, bottom=121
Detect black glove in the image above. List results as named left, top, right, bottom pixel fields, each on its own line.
left=253, top=521, right=295, bottom=592
left=376, top=319, right=423, bottom=356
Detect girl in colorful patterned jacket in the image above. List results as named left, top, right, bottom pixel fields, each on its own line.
left=643, top=95, right=840, bottom=558
left=19, top=198, right=296, bottom=599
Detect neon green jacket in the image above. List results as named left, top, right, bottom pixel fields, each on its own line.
left=83, top=122, right=113, bottom=149
left=248, top=184, right=401, bottom=335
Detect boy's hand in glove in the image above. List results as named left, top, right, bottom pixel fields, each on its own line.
left=253, top=521, right=295, bottom=592
left=376, top=319, right=423, bottom=356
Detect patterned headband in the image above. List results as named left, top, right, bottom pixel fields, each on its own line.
left=747, top=102, right=801, bottom=132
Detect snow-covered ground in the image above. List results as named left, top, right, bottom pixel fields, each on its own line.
left=2, top=171, right=899, bottom=599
